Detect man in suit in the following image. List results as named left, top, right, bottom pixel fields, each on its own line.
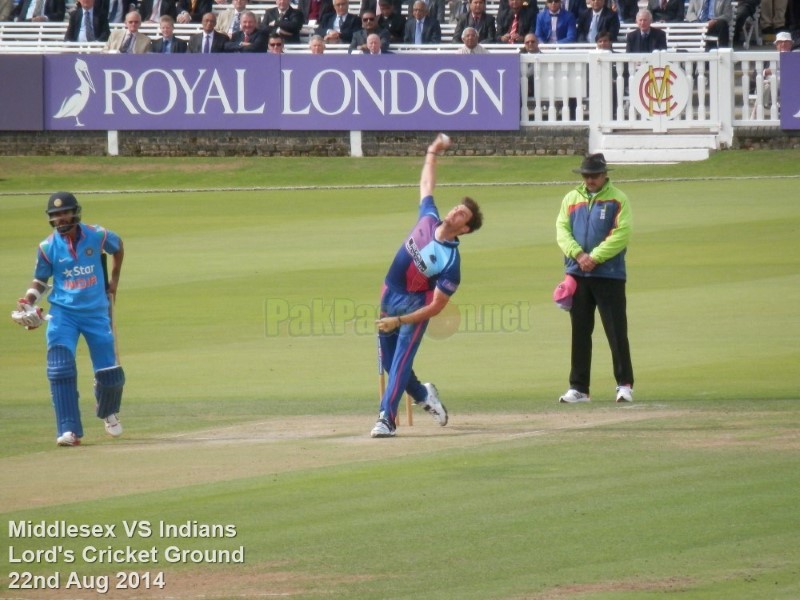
left=453, top=0, right=496, bottom=43
left=15, top=0, right=64, bottom=22
left=625, top=8, right=667, bottom=51
left=316, top=0, right=362, bottom=44
left=377, top=0, right=406, bottom=43
left=137, top=0, right=178, bottom=22
left=65, top=0, right=111, bottom=41
left=224, top=10, right=268, bottom=51
left=364, top=31, right=393, bottom=52
left=298, top=0, right=332, bottom=24
left=96, top=0, right=135, bottom=24
left=535, top=0, right=577, bottom=44
left=349, top=10, right=390, bottom=52
left=648, top=0, right=684, bottom=22
left=215, top=0, right=246, bottom=36
left=105, top=10, right=152, bottom=52
left=403, top=1, right=442, bottom=43
left=686, top=0, right=732, bottom=46
left=150, top=14, right=188, bottom=51
left=261, top=0, right=305, bottom=44
left=176, top=0, right=211, bottom=23
left=188, top=11, right=228, bottom=52
left=576, top=0, right=619, bottom=42
left=497, top=0, right=535, bottom=44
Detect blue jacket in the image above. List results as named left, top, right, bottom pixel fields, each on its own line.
left=535, top=9, right=577, bottom=44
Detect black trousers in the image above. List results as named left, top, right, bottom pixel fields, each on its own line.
left=568, top=276, right=634, bottom=394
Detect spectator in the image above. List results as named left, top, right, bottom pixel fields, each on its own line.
left=138, top=0, right=178, bottom=23
left=625, top=8, right=667, bottom=51
left=577, top=0, right=619, bottom=42
left=15, top=0, right=64, bottom=22
left=556, top=153, right=635, bottom=406
left=453, top=0, right=496, bottom=43
left=759, top=0, right=786, bottom=33
left=686, top=0, right=731, bottom=47
left=308, top=33, right=326, bottom=52
left=535, top=0, right=577, bottom=44
left=497, top=0, right=535, bottom=44
left=316, top=0, right=362, bottom=44
left=150, top=14, right=188, bottom=52
left=647, top=0, right=684, bottom=22
left=99, top=0, right=135, bottom=24
left=349, top=9, right=390, bottom=52
left=456, top=25, right=489, bottom=51
left=262, top=0, right=304, bottom=44
left=105, top=10, right=152, bottom=52
left=216, top=0, right=246, bottom=37
left=65, top=0, right=111, bottom=42
left=615, top=0, right=639, bottom=22
left=299, top=0, right=333, bottom=25
left=733, top=0, right=760, bottom=46
left=423, top=0, right=446, bottom=23
left=224, top=11, right=268, bottom=51
left=176, top=0, right=211, bottom=23
left=187, top=11, right=227, bottom=53
left=496, top=0, right=538, bottom=26
left=365, top=31, right=392, bottom=52
left=377, top=0, right=406, bottom=43
left=268, top=32, right=285, bottom=52
left=520, top=31, right=540, bottom=52
left=752, top=31, right=794, bottom=116
left=560, top=0, right=586, bottom=21
left=359, top=0, right=402, bottom=16
left=450, top=0, right=469, bottom=23
left=404, top=1, right=442, bottom=43
left=594, top=28, right=613, bottom=48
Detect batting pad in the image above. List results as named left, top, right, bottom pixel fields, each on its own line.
left=47, top=345, right=83, bottom=438
left=94, top=365, right=125, bottom=418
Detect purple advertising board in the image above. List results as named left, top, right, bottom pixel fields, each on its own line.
left=43, top=54, right=519, bottom=131
left=779, top=53, right=800, bottom=130
left=0, top=55, right=44, bottom=131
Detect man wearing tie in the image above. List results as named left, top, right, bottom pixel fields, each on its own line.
left=316, top=0, right=361, bottom=44
left=686, top=0, right=731, bottom=46
left=261, top=0, right=304, bottom=44
left=188, top=12, right=227, bottom=52
left=215, top=0, right=246, bottom=36
left=624, top=9, right=667, bottom=51
left=224, top=11, right=268, bottom=51
left=150, top=14, right=188, bottom=52
left=576, top=0, right=619, bottom=42
left=15, top=0, right=64, bottom=22
left=403, top=1, right=442, bottom=43
left=497, top=0, right=534, bottom=44
left=453, top=0, right=496, bottom=43
left=65, top=0, right=111, bottom=41
left=104, top=10, right=152, bottom=52
left=534, top=0, right=577, bottom=44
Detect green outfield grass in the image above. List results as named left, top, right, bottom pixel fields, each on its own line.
left=0, top=151, right=798, bottom=599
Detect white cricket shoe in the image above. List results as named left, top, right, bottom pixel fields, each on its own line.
left=104, top=414, right=123, bottom=437
left=370, top=419, right=396, bottom=438
left=615, top=385, right=633, bottom=403
left=422, top=383, right=448, bottom=426
left=56, top=431, right=81, bottom=446
left=559, top=389, right=591, bottom=404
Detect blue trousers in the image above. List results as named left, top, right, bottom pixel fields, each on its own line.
left=378, top=287, right=431, bottom=424
left=46, top=304, right=116, bottom=370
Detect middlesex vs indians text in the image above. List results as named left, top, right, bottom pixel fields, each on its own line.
left=7, top=520, right=244, bottom=594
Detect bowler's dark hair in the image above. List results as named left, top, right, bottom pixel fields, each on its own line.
left=462, top=197, right=483, bottom=233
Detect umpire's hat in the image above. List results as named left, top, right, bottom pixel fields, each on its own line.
left=572, top=153, right=612, bottom=175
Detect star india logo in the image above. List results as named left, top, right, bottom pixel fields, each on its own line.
left=53, top=59, right=96, bottom=127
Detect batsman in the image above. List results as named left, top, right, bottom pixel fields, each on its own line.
left=372, top=134, right=483, bottom=438
left=11, top=192, right=125, bottom=447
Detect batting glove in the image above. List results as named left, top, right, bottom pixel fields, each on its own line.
left=11, top=298, right=45, bottom=330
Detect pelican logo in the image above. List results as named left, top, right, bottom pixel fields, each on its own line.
left=53, top=59, right=96, bottom=127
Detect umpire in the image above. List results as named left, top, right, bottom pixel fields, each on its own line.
left=11, top=192, right=126, bottom=446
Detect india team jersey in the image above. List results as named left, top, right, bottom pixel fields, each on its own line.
left=34, top=224, right=122, bottom=311
left=384, top=196, right=461, bottom=296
